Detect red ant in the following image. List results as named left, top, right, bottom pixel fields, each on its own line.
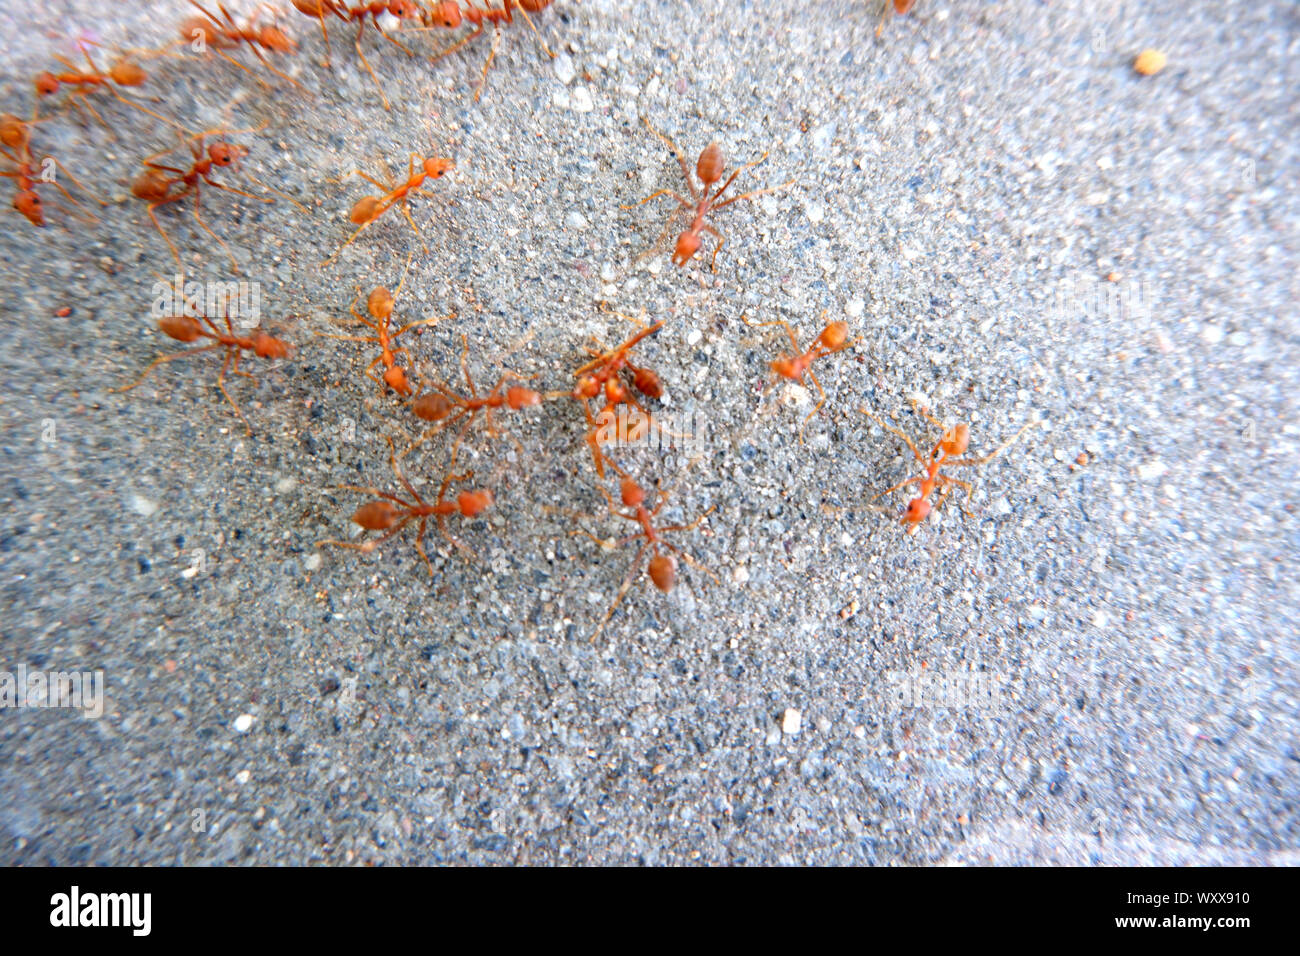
left=322, top=151, right=454, bottom=265
left=748, top=311, right=853, bottom=431
left=130, top=123, right=302, bottom=272
left=407, top=333, right=543, bottom=458
left=1, top=111, right=104, bottom=227
left=570, top=317, right=664, bottom=477
left=422, top=1, right=556, bottom=101
left=569, top=463, right=718, bottom=642
left=877, top=0, right=918, bottom=38
left=625, top=116, right=794, bottom=271
left=316, top=256, right=447, bottom=396
left=319, top=436, right=493, bottom=576
left=113, top=281, right=292, bottom=434
left=35, top=41, right=178, bottom=131
left=291, top=1, right=425, bottom=108
left=179, top=0, right=303, bottom=89
left=862, top=404, right=1037, bottom=529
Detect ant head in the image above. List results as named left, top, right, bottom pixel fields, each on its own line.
left=506, top=386, right=542, bottom=410
left=902, top=497, right=931, bottom=525
left=672, top=231, right=701, bottom=267
left=159, top=314, right=205, bottom=343
left=648, top=554, right=676, bottom=593
left=208, top=142, right=247, bottom=167
left=696, top=142, right=724, bottom=186
left=820, top=321, right=849, bottom=351
left=259, top=26, right=295, bottom=54
left=425, top=2, right=462, bottom=28
left=631, top=366, right=663, bottom=399
left=1, top=114, right=30, bottom=152
left=573, top=376, right=600, bottom=399
left=110, top=59, right=146, bottom=87
left=353, top=500, right=401, bottom=531
left=367, top=286, right=395, bottom=320
left=423, top=156, right=454, bottom=179
left=13, top=189, right=44, bottom=226
left=253, top=333, right=291, bottom=360
left=411, top=393, right=453, bottom=422
left=620, top=478, right=645, bottom=508
left=939, top=423, right=970, bottom=457
left=350, top=195, right=382, bottom=225
left=383, top=365, right=411, bottom=394
left=35, top=73, right=59, bottom=96
left=387, top=0, right=422, bottom=19
left=131, top=169, right=172, bottom=202
left=458, top=489, right=493, bottom=517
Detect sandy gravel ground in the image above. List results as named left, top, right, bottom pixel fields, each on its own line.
left=0, top=0, right=1296, bottom=865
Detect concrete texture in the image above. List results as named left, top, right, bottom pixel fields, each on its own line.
left=0, top=0, right=1296, bottom=865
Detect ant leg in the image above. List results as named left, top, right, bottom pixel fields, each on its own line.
left=44, top=157, right=108, bottom=206
left=397, top=200, right=429, bottom=253
left=354, top=21, right=392, bottom=110
left=385, top=435, right=428, bottom=505
left=112, top=343, right=222, bottom=392
left=946, top=421, right=1040, bottom=467
left=216, top=348, right=253, bottom=434
left=200, top=175, right=275, bottom=204
left=326, top=169, right=390, bottom=191
left=861, top=407, right=928, bottom=467
left=703, top=224, right=726, bottom=272
left=592, top=542, right=650, bottom=643
left=320, top=514, right=415, bottom=557
left=321, top=220, right=373, bottom=266
left=659, top=541, right=721, bottom=585
left=800, top=368, right=828, bottom=436
left=425, top=25, right=484, bottom=66
left=935, top=476, right=976, bottom=518
left=640, top=116, right=698, bottom=203
left=146, top=201, right=186, bottom=272
left=657, top=502, right=719, bottom=535
left=189, top=187, right=241, bottom=273
left=514, top=3, right=555, bottom=58
left=710, top=178, right=797, bottom=211
left=391, top=312, right=446, bottom=341
left=471, top=26, right=504, bottom=102
left=413, top=516, right=435, bottom=577
left=869, top=475, right=922, bottom=502
left=620, top=188, right=692, bottom=211
left=709, top=151, right=768, bottom=203
left=372, top=21, right=415, bottom=57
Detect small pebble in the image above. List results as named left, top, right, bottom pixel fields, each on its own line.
left=553, top=53, right=575, bottom=85
left=782, top=708, right=802, bottom=735
left=234, top=770, right=251, bottom=785
left=233, top=714, right=254, bottom=733
left=806, top=203, right=825, bottom=224
left=1134, top=49, right=1168, bottom=76
left=686, top=328, right=703, bottom=346
left=566, top=210, right=588, bottom=230
left=304, top=553, right=322, bottom=572
left=131, top=495, right=159, bottom=518
left=571, top=86, right=594, bottom=112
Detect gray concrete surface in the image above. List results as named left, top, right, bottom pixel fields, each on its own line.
left=0, top=0, right=1296, bottom=865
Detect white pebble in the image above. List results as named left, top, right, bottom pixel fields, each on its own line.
left=232, top=714, right=254, bottom=733
left=566, top=210, right=588, bottom=230
left=1201, top=323, right=1225, bottom=345
left=686, top=328, right=703, bottom=346
left=806, top=203, right=825, bottom=224
left=845, top=297, right=864, bottom=318
left=571, top=86, right=594, bottom=112
left=1137, top=460, right=1167, bottom=481
left=234, top=770, right=251, bottom=785
left=305, top=553, right=322, bottom=572
left=782, top=708, right=802, bottom=735
left=815, top=717, right=831, bottom=734
left=275, top=476, right=296, bottom=494
left=600, top=263, right=617, bottom=282
left=552, top=53, right=575, bottom=85
left=732, top=565, right=749, bottom=585
left=131, top=495, right=158, bottom=517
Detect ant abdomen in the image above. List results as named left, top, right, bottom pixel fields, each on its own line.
left=697, top=142, right=724, bottom=186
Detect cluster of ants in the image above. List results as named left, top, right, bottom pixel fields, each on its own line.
left=6, top=0, right=1031, bottom=639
